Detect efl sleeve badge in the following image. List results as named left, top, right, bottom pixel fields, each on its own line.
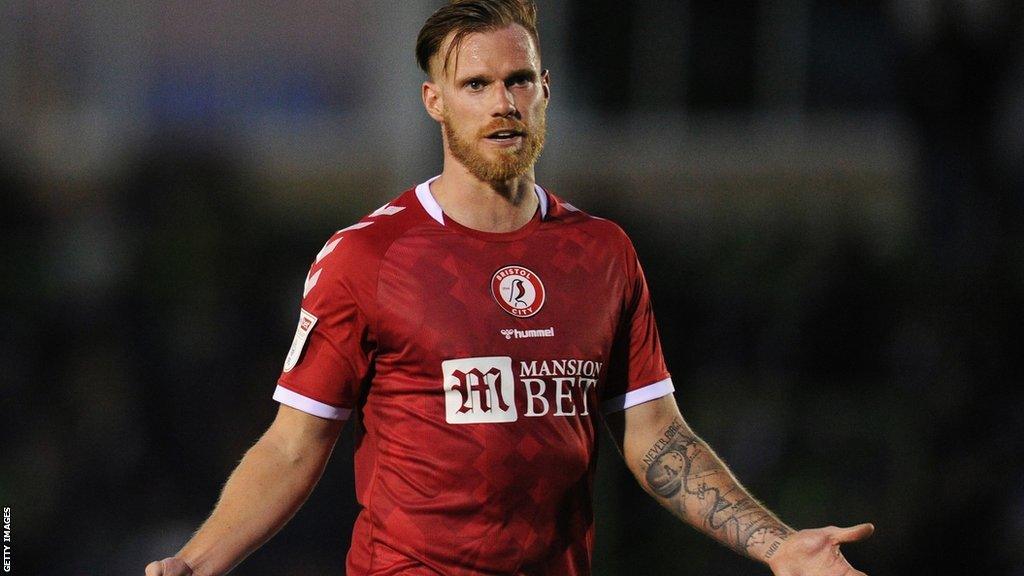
left=283, top=308, right=319, bottom=372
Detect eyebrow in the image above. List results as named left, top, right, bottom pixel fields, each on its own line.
left=506, top=68, right=539, bottom=82
left=456, top=68, right=538, bottom=86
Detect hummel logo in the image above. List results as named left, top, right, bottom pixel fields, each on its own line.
left=500, top=327, right=555, bottom=340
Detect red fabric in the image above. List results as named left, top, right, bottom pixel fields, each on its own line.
left=277, top=186, right=670, bottom=575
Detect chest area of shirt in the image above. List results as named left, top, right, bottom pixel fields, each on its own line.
left=374, top=234, right=624, bottom=359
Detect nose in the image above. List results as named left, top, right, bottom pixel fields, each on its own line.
left=492, top=84, right=518, bottom=118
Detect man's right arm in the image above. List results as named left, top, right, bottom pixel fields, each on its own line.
left=145, top=404, right=345, bottom=576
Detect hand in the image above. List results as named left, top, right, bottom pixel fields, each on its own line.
left=767, top=523, right=874, bottom=576
left=144, top=557, right=194, bottom=576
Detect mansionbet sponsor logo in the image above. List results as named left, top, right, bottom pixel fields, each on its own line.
left=442, top=356, right=601, bottom=424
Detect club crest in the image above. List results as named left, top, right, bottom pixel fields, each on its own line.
left=491, top=265, right=545, bottom=317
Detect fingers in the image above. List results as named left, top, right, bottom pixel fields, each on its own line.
left=837, top=552, right=870, bottom=576
left=145, top=561, right=163, bottom=576
left=832, top=523, right=875, bottom=544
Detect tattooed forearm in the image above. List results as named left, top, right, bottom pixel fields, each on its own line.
left=639, top=417, right=792, bottom=559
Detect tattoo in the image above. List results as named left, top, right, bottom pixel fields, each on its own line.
left=640, top=419, right=687, bottom=476
left=764, top=533, right=789, bottom=559
left=640, top=418, right=792, bottom=557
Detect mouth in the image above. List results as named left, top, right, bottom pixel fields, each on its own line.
left=485, top=129, right=525, bottom=143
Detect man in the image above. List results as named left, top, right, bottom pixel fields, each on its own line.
left=146, top=1, right=874, bottom=574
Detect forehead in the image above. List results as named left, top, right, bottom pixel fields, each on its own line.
left=438, top=24, right=540, bottom=80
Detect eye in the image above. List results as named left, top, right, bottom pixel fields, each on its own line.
left=466, top=80, right=485, bottom=91
left=509, top=75, right=531, bottom=87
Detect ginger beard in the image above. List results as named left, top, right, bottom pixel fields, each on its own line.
left=442, top=104, right=546, bottom=184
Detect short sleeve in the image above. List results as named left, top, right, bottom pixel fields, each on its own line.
left=274, top=233, right=376, bottom=420
left=601, top=235, right=673, bottom=414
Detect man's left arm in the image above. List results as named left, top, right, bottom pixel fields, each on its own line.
left=604, top=393, right=874, bottom=576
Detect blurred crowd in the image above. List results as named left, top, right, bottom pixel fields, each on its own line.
left=2, top=1, right=1023, bottom=574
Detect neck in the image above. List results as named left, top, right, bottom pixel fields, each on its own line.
left=430, top=159, right=539, bottom=233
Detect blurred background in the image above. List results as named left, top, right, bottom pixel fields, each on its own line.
left=2, top=0, right=1023, bottom=574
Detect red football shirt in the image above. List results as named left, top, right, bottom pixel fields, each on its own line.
left=275, top=177, right=673, bottom=575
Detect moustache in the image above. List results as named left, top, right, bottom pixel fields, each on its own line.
left=478, top=119, right=530, bottom=138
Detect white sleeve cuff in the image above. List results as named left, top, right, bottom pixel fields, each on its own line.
left=273, top=385, right=352, bottom=420
left=602, top=377, right=675, bottom=414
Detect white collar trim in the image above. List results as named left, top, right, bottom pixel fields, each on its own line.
left=414, top=176, right=548, bottom=226
left=414, top=176, right=444, bottom=224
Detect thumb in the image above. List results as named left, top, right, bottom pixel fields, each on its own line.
left=145, top=557, right=193, bottom=576
left=831, top=523, right=875, bottom=544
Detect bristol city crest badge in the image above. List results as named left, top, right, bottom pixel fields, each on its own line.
left=491, top=265, right=545, bottom=317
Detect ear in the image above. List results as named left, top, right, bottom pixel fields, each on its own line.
left=422, top=80, right=445, bottom=123
left=541, top=68, right=551, bottom=101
